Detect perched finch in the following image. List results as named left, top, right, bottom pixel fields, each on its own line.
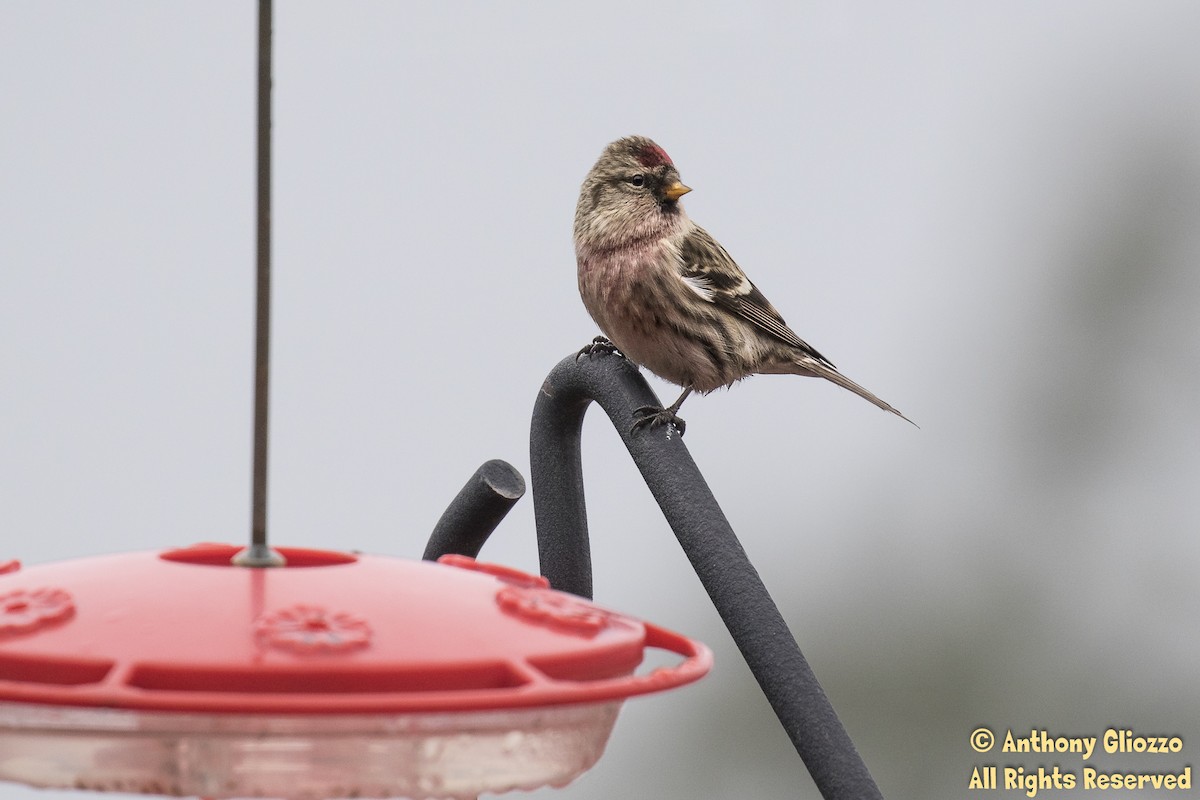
left=574, top=135, right=912, bottom=434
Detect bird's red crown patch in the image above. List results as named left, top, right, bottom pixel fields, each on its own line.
left=636, top=143, right=673, bottom=168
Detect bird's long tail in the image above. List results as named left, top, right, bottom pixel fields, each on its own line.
left=796, top=357, right=917, bottom=427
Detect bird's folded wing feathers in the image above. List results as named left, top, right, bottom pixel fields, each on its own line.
left=678, top=227, right=836, bottom=367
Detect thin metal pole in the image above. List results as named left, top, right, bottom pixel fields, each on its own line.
left=235, top=0, right=284, bottom=567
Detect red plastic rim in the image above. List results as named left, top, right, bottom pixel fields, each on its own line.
left=0, top=546, right=711, bottom=714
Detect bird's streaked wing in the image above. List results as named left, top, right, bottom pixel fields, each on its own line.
left=677, top=226, right=836, bottom=367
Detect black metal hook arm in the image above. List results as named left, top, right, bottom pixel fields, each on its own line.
left=423, top=459, right=526, bottom=561
left=529, top=351, right=884, bottom=800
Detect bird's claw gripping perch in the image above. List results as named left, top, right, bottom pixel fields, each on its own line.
left=632, top=404, right=687, bottom=436
left=577, top=335, right=622, bottom=360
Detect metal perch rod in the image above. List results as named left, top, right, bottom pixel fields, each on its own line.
left=422, top=460, right=526, bottom=561
left=526, top=351, right=885, bottom=800
left=425, top=350, right=884, bottom=799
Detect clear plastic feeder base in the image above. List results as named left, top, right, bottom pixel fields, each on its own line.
left=0, top=700, right=621, bottom=799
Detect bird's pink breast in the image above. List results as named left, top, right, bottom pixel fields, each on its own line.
left=577, top=243, right=731, bottom=392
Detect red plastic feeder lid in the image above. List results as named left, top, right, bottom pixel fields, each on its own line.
left=0, top=544, right=711, bottom=714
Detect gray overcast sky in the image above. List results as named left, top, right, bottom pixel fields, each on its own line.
left=3, top=2, right=1200, bottom=798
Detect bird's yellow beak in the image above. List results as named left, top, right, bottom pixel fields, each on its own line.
left=664, top=182, right=692, bottom=201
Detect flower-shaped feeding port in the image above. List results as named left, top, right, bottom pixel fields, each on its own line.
left=496, top=585, right=614, bottom=636
left=0, top=588, right=74, bottom=635
left=255, top=604, right=372, bottom=654
left=0, top=544, right=710, bottom=799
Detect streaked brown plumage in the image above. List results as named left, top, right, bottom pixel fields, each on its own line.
left=574, top=135, right=912, bottom=433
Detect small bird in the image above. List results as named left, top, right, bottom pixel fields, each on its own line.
left=574, top=135, right=912, bottom=434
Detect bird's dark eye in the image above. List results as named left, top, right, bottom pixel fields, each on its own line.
left=630, top=174, right=646, bottom=187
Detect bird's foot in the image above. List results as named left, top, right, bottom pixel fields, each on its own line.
left=631, top=404, right=686, bottom=437
left=577, top=335, right=622, bottom=360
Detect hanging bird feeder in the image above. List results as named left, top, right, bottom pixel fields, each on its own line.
left=0, top=4, right=717, bottom=798
left=0, top=545, right=709, bottom=799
